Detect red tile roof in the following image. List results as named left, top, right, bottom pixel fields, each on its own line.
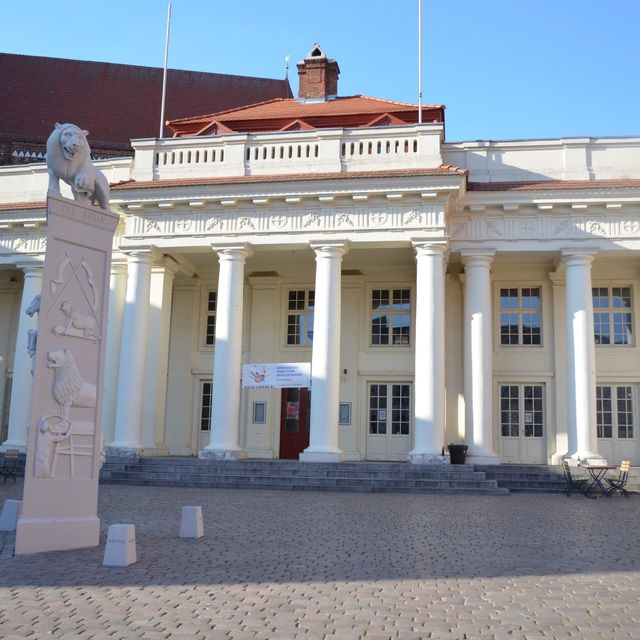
left=1, top=53, right=292, bottom=151
left=111, top=166, right=466, bottom=191
left=167, top=96, right=445, bottom=136
left=468, top=180, right=640, bottom=191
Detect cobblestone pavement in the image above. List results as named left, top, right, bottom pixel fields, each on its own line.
left=1, top=480, right=639, bottom=639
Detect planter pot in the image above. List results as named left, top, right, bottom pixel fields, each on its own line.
left=447, top=444, right=468, bottom=465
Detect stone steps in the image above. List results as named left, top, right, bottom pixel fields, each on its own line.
left=476, top=464, right=640, bottom=493
left=100, top=457, right=508, bottom=495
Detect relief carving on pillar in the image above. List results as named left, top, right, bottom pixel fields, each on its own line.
left=34, top=347, right=97, bottom=478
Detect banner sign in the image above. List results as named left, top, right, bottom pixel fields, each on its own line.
left=242, top=363, right=311, bottom=389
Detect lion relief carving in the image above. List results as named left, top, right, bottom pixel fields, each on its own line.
left=47, top=347, right=96, bottom=421
left=46, top=123, right=110, bottom=210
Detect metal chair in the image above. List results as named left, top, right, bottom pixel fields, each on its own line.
left=562, top=460, right=587, bottom=496
left=0, top=449, right=20, bottom=482
left=605, top=460, right=635, bottom=498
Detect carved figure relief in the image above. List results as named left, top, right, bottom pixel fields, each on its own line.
left=34, top=415, right=72, bottom=478
left=46, top=123, right=110, bottom=209
left=25, top=294, right=41, bottom=375
left=47, top=348, right=97, bottom=422
left=46, top=253, right=101, bottom=339
left=33, top=347, right=97, bottom=479
left=52, top=300, right=101, bottom=342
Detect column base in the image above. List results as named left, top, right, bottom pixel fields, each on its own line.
left=15, top=515, right=100, bottom=555
left=1, top=441, right=27, bottom=453
left=198, top=448, right=247, bottom=461
left=467, top=453, right=502, bottom=465
left=299, top=450, right=343, bottom=463
left=408, top=453, right=449, bottom=465
left=105, top=445, right=142, bottom=458
left=571, top=451, right=608, bottom=465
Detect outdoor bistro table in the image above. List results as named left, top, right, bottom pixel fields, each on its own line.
left=580, top=464, right=618, bottom=497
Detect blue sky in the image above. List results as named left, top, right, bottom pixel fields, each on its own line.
left=2, top=0, right=638, bottom=142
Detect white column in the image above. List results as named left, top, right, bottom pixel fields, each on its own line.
left=141, top=259, right=178, bottom=454
left=300, top=242, right=348, bottom=463
left=3, top=264, right=43, bottom=451
left=101, top=262, right=127, bottom=445
left=200, top=244, right=252, bottom=460
left=107, top=251, right=154, bottom=456
left=409, top=242, right=447, bottom=463
left=562, top=250, right=604, bottom=462
left=461, top=250, right=500, bottom=464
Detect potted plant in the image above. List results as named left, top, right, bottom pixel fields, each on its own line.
left=447, top=443, right=468, bottom=465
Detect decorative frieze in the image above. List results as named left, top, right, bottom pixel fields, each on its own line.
left=449, top=213, right=640, bottom=243
left=0, top=231, right=46, bottom=255
left=125, top=205, right=446, bottom=239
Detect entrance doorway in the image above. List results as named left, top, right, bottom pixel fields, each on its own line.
left=498, top=383, right=546, bottom=463
left=596, top=384, right=639, bottom=464
left=279, top=388, right=310, bottom=459
left=366, top=382, right=412, bottom=461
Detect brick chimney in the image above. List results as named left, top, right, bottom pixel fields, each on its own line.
left=297, top=44, right=340, bottom=101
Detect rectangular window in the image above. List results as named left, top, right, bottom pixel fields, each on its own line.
left=286, top=290, right=314, bottom=346
left=204, top=291, right=217, bottom=346
left=500, top=385, right=520, bottom=437
left=499, top=287, right=541, bottom=346
left=370, top=288, right=411, bottom=346
left=369, top=384, right=387, bottom=434
left=200, top=380, right=213, bottom=431
left=592, top=287, right=633, bottom=345
left=597, top=385, right=633, bottom=439
left=391, top=384, right=411, bottom=435
left=252, top=401, right=266, bottom=424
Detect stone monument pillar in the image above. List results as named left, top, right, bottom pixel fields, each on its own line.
left=16, top=124, right=118, bottom=554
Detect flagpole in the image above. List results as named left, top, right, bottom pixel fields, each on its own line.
left=159, top=1, right=172, bottom=138
left=418, top=0, right=423, bottom=124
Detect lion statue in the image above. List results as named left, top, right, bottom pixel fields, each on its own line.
left=47, top=347, right=97, bottom=421
left=46, top=123, right=110, bottom=210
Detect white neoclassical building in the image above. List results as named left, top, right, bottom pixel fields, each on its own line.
left=1, top=46, right=640, bottom=467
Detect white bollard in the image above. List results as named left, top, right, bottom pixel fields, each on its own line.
left=103, top=524, right=137, bottom=566
left=179, top=506, right=204, bottom=538
left=0, top=499, right=22, bottom=531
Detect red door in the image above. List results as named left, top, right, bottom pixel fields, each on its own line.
left=279, top=388, right=310, bottom=459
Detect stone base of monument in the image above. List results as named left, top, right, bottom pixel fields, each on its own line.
left=179, top=506, right=204, bottom=538
left=0, top=500, right=22, bottom=532
left=103, top=524, right=137, bottom=566
left=16, top=516, right=100, bottom=554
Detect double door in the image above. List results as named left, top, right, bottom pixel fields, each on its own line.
left=498, top=383, right=546, bottom=463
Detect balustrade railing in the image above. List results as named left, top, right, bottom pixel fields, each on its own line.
left=131, top=124, right=444, bottom=182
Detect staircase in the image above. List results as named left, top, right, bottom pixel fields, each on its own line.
left=477, top=463, right=640, bottom=493
left=100, top=457, right=509, bottom=495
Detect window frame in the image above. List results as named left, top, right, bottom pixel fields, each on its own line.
left=198, top=286, right=218, bottom=351
left=592, top=285, right=634, bottom=347
left=496, top=285, right=543, bottom=348
left=283, top=287, right=315, bottom=349
left=367, top=285, right=414, bottom=349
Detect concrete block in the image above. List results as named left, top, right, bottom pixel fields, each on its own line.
left=179, top=506, right=204, bottom=538
left=0, top=499, right=22, bottom=531
left=103, top=524, right=136, bottom=566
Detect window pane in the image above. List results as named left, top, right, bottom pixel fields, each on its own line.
left=593, top=313, right=610, bottom=345
left=200, top=381, right=213, bottom=431
left=392, top=314, right=410, bottom=345
left=592, top=288, right=609, bottom=308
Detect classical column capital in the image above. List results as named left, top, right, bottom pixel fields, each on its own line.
left=210, top=243, right=253, bottom=261
left=412, top=240, right=448, bottom=259
left=15, top=261, right=44, bottom=276
left=460, top=249, right=496, bottom=268
left=560, top=248, right=598, bottom=268
left=309, top=240, right=349, bottom=258
left=123, top=247, right=160, bottom=265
